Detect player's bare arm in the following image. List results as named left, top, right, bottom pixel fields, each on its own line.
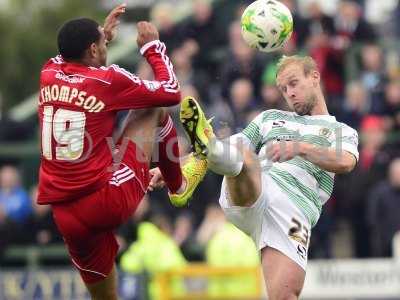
left=297, top=142, right=357, bottom=174
left=103, top=3, right=127, bottom=43
left=265, top=141, right=357, bottom=174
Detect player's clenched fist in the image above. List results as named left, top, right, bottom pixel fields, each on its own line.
left=148, top=167, right=165, bottom=191
left=136, top=21, right=159, bottom=48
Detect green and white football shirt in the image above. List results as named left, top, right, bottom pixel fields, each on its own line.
left=241, top=109, right=359, bottom=226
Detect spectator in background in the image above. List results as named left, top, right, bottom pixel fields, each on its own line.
left=180, top=0, right=223, bottom=75
left=0, top=166, right=32, bottom=259
left=196, top=204, right=226, bottom=249
left=173, top=211, right=198, bottom=260
left=150, top=2, right=182, bottom=51
left=367, top=158, right=400, bottom=257
left=120, top=221, right=187, bottom=300
left=171, top=45, right=210, bottom=103
left=260, top=82, right=286, bottom=111
left=358, top=44, right=386, bottom=114
left=21, top=185, right=60, bottom=245
left=358, top=116, right=388, bottom=178
left=334, top=0, right=377, bottom=43
left=116, top=195, right=151, bottom=254
left=220, top=21, right=264, bottom=100
left=205, top=206, right=260, bottom=298
left=382, top=80, right=400, bottom=131
left=228, top=78, right=256, bottom=129
left=205, top=89, right=236, bottom=143
left=338, top=81, right=370, bottom=129
left=0, top=165, right=31, bottom=224
left=307, top=1, right=336, bottom=37
left=259, top=63, right=287, bottom=111
left=306, top=1, right=345, bottom=111
left=334, top=116, right=389, bottom=257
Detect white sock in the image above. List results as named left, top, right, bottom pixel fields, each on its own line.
left=207, top=137, right=243, bottom=177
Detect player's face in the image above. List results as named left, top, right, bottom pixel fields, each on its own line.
left=92, top=27, right=108, bottom=66
left=277, top=64, right=319, bottom=116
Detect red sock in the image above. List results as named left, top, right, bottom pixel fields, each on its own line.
left=157, top=115, right=183, bottom=194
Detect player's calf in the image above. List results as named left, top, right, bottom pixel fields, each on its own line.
left=86, top=266, right=118, bottom=300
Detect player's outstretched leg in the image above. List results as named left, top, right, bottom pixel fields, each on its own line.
left=119, top=107, right=207, bottom=207
left=180, top=96, right=261, bottom=207
left=180, top=97, right=305, bottom=298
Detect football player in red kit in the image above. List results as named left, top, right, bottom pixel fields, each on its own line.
left=37, top=4, right=207, bottom=299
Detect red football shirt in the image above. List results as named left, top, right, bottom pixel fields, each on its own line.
left=37, top=40, right=180, bottom=204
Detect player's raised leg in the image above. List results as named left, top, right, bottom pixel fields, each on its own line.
left=82, top=107, right=176, bottom=299
left=180, top=96, right=261, bottom=207
left=118, top=106, right=207, bottom=207
left=180, top=96, right=306, bottom=299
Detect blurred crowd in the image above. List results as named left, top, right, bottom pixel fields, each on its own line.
left=1, top=0, right=400, bottom=270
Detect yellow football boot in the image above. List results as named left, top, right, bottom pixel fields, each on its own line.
left=179, top=96, right=214, bottom=159
left=169, top=154, right=208, bottom=207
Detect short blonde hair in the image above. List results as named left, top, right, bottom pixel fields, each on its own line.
left=276, top=55, right=318, bottom=77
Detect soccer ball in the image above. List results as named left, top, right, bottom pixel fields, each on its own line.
left=241, top=0, right=293, bottom=53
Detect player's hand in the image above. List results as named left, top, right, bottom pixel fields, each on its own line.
left=103, top=3, right=127, bottom=43
left=136, top=21, right=159, bottom=49
left=148, top=167, right=165, bottom=191
left=265, top=141, right=303, bottom=163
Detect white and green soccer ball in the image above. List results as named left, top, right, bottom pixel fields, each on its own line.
left=241, top=0, right=294, bottom=53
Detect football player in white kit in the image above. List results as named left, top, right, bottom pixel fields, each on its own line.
left=175, top=55, right=359, bottom=300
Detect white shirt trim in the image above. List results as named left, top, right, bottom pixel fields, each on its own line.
left=140, top=40, right=161, bottom=55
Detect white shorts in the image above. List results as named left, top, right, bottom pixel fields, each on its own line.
left=219, top=172, right=311, bottom=270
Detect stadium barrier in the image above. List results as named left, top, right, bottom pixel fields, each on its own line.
left=2, top=233, right=400, bottom=299
left=303, top=259, right=400, bottom=299
left=155, top=264, right=263, bottom=300
left=1, top=259, right=400, bottom=299
left=0, top=270, right=147, bottom=300
left=154, top=259, right=400, bottom=300
left=2, top=244, right=69, bottom=268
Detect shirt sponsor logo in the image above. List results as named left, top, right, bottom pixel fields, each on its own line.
left=272, top=120, right=286, bottom=127
left=55, top=72, right=85, bottom=84
left=275, top=134, right=297, bottom=141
